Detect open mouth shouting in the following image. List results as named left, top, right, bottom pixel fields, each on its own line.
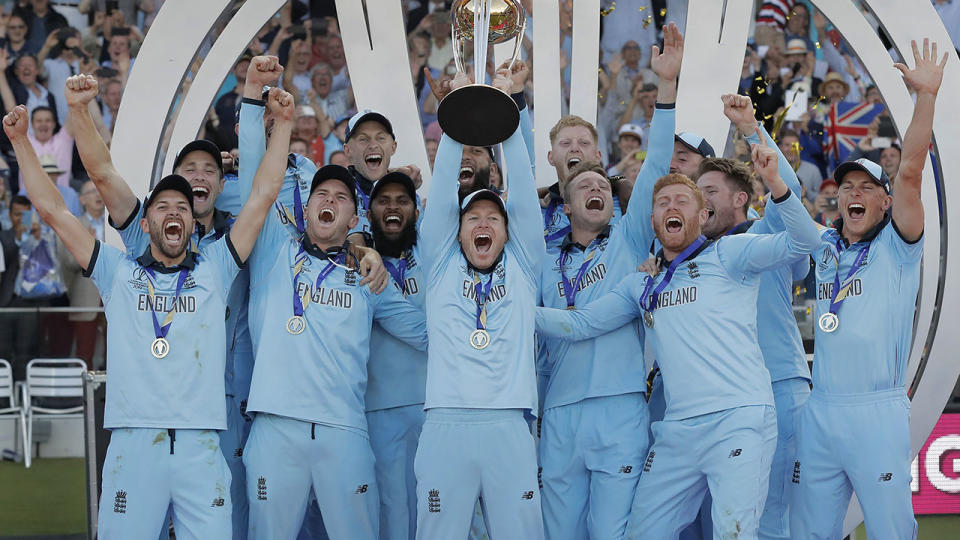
left=382, top=212, right=404, bottom=232
left=318, top=207, right=337, bottom=224
left=474, top=232, right=493, bottom=253
left=566, top=156, right=582, bottom=170
left=459, top=165, right=475, bottom=185
left=163, top=219, right=184, bottom=244
left=664, top=216, right=683, bottom=234
left=585, top=196, right=604, bottom=211
left=191, top=185, right=209, bottom=206
left=364, top=153, right=383, bottom=169
left=846, top=202, right=866, bottom=221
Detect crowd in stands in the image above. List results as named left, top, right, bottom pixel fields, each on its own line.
left=0, top=0, right=957, bottom=377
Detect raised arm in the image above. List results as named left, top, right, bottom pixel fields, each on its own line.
left=536, top=273, right=642, bottom=341
left=229, top=88, right=293, bottom=263
left=237, top=55, right=285, bottom=206
left=4, top=105, right=95, bottom=269
left=891, top=38, right=947, bottom=243
left=65, top=74, right=138, bottom=223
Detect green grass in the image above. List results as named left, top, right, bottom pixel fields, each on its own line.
left=854, top=515, right=959, bottom=539
left=0, top=458, right=87, bottom=536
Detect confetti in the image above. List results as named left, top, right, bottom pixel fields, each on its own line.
left=638, top=5, right=647, bottom=11
left=815, top=41, right=821, bottom=49
left=757, top=87, right=766, bottom=94
left=660, top=8, right=667, bottom=16
left=642, top=15, right=652, bottom=28
left=764, top=113, right=774, bottom=120
left=601, top=2, right=616, bottom=16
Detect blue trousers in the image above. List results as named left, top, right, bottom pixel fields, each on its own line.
left=414, top=408, right=544, bottom=540
left=221, top=392, right=253, bottom=540
left=243, top=414, right=379, bottom=540
left=790, top=388, right=917, bottom=540
left=99, top=428, right=232, bottom=540
left=367, top=404, right=425, bottom=540
left=759, top=377, right=809, bottom=540
left=540, top=393, right=649, bottom=539
left=625, top=405, right=778, bottom=540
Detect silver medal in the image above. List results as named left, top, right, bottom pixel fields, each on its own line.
left=151, top=337, right=170, bottom=359
left=470, top=329, right=491, bottom=350
left=286, top=315, right=306, bottom=335
left=818, top=312, right=839, bottom=333
left=643, top=311, right=654, bottom=328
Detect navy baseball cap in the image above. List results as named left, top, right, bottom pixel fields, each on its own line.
left=371, top=171, right=417, bottom=201
left=145, top=175, right=194, bottom=212
left=674, top=132, right=716, bottom=158
left=344, top=109, right=394, bottom=142
left=174, top=139, right=224, bottom=177
left=310, top=165, right=359, bottom=212
left=460, top=188, right=507, bottom=219
left=834, top=158, right=890, bottom=194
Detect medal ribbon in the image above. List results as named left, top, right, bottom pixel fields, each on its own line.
left=290, top=244, right=309, bottom=317
left=638, top=235, right=707, bottom=315
left=472, top=271, right=494, bottom=331
left=384, top=256, right=408, bottom=294
left=559, top=242, right=598, bottom=309
left=143, top=266, right=190, bottom=341
left=356, top=181, right=370, bottom=213
left=723, top=220, right=752, bottom=237
left=543, top=198, right=570, bottom=242
left=827, top=242, right=870, bottom=317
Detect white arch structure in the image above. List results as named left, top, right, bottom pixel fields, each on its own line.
left=109, top=0, right=958, bottom=534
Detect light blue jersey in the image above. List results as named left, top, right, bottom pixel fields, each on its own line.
left=244, top=209, right=428, bottom=432
left=420, top=120, right=545, bottom=414
left=542, top=188, right=622, bottom=250
left=86, top=238, right=242, bottom=429
left=812, top=216, right=921, bottom=393
left=537, top=105, right=672, bottom=411
left=536, top=192, right=820, bottom=421
left=366, top=243, right=427, bottom=412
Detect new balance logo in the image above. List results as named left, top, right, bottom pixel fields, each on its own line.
left=355, top=484, right=369, bottom=494
left=521, top=491, right=534, bottom=500
left=643, top=450, right=655, bottom=472
left=428, top=489, right=441, bottom=513
left=792, top=461, right=801, bottom=484
left=113, top=490, right=127, bottom=514
left=729, top=448, right=742, bottom=458
left=879, top=473, right=893, bottom=482
left=618, top=465, right=633, bottom=474
left=211, top=497, right=225, bottom=507
left=257, top=477, right=267, bottom=501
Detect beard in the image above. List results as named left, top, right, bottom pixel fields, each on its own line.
left=148, top=224, right=188, bottom=261
left=371, top=218, right=418, bottom=258
left=458, top=166, right=491, bottom=200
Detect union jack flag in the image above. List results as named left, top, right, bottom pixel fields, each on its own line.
left=823, top=101, right=886, bottom=168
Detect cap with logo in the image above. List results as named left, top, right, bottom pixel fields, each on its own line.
left=174, top=139, right=224, bottom=178
left=833, top=158, right=890, bottom=193
left=460, top=189, right=507, bottom=222
left=674, top=132, right=716, bottom=158
left=145, top=175, right=194, bottom=212
left=618, top=123, right=644, bottom=142
left=370, top=171, right=417, bottom=201
left=345, top=109, right=395, bottom=142
left=310, top=164, right=359, bottom=212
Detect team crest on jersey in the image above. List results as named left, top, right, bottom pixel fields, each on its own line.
left=686, top=262, right=700, bottom=279
left=344, top=269, right=357, bottom=286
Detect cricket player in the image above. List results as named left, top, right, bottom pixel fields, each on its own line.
left=790, top=39, right=946, bottom=540
left=5, top=82, right=291, bottom=537
left=414, top=68, right=545, bottom=539
left=63, top=73, right=260, bottom=539
left=536, top=22, right=682, bottom=539
left=239, top=161, right=426, bottom=540
left=536, top=136, right=820, bottom=539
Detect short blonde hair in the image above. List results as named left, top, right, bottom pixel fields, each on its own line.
left=563, top=161, right=609, bottom=199
left=549, top=115, right=599, bottom=146
left=652, top=173, right=705, bottom=209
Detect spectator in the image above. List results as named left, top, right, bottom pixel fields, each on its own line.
left=618, top=81, right=656, bottom=145
left=0, top=53, right=58, bottom=121
left=328, top=149, right=349, bottom=168
left=609, top=123, right=644, bottom=176
left=289, top=136, right=310, bottom=159
left=322, top=113, right=348, bottom=165
left=283, top=37, right=313, bottom=100
left=14, top=0, right=69, bottom=55
left=60, top=179, right=105, bottom=367
left=406, top=0, right=450, bottom=34
left=293, top=105, right=323, bottom=164
left=425, top=11, right=453, bottom=72
left=2, top=13, right=37, bottom=63
left=305, top=62, right=349, bottom=124
left=0, top=164, right=10, bottom=229
left=778, top=127, right=823, bottom=201
left=812, top=178, right=839, bottom=226
left=599, top=0, right=656, bottom=67
left=23, top=107, right=74, bottom=189
left=101, top=28, right=135, bottom=83
left=37, top=154, right=82, bottom=216
left=784, top=2, right=814, bottom=51
left=100, top=77, right=123, bottom=132
left=213, top=54, right=251, bottom=134
left=781, top=39, right=816, bottom=96
left=817, top=72, right=850, bottom=105
left=82, top=0, right=155, bottom=28
left=0, top=197, right=25, bottom=351
left=754, top=0, right=794, bottom=53
left=326, top=34, right=349, bottom=93
left=39, top=27, right=94, bottom=125
left=425, top=137, right=438, bottom=171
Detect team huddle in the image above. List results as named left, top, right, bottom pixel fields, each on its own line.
left=8, top=23, right=947, bottom=540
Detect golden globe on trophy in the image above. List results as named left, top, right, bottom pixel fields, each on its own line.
left=437, top=0, right=527, bottom=146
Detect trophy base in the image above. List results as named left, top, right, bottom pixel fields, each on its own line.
left=437, top=84, right=520, bottom=147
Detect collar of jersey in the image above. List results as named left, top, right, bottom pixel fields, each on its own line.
left=348, top=165, right=374, bottom=196
left=721, top=219, right=754, bottom=238
left=136, top=245, right=198, bottom=273
left=463, top=249, right=504, bottom=275
left=196, top=209, right=233, bottom=240
left=560, top=225, right=611, bottom=252
left=655, top=237, right=714, bottom=268
left=547, top=182, right=562, bottom=201
left=303, top=236, right=349, bottom=261
left=833, top=211, right=890, bottom=248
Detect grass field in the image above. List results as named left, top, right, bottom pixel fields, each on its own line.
left=0, top=458, right=958, bottom=538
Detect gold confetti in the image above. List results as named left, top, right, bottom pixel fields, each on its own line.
left=660, top=8, right=667, bottom=16
left=815, top=41, right=821, bottom=49
left=791, top=141, right=803, bottom=171
left=638, top=5, right=647, bottom=11
left=757, top=87, right=766, bottom=95
left=755, top=75, right=764, bottom=81
left=764, top=113, right=774, bottom=120
left=601, top=2, right=616, bottom=16
left=642, top=15, right=652, bottom=28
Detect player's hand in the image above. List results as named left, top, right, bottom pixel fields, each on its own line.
left=894, top=38, right=949, bottom=97
left=637, top=257, right=661, bottom=277
left=356, top=246, right=389, bottom=294
left=390, top=164, right=422, bottom=189
left=267, top=87, right=295, bottom=121
left=651, top=22, right=684, bottom=81
left=424, top=66, right=452, bottom=102
left=2, top=104, right=29, bottom=140
left=499, top=59, right=529, bottom=94
left=750, top=125, right=780, bottom=187
left=247, top=55, right=284, bottom=89
left=450, top=70, right=471, bottom=92
left=721, top=93, right=757, bottom=135
left=65, top=74, right=99, bottom=108
left=221, top=151, right=236, bottom=173
left=492, top=68, right=512, bottom=94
